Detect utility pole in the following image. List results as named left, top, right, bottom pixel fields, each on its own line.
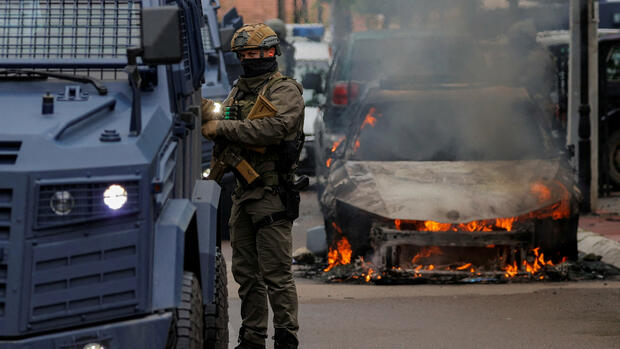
left=331, top=0, right=352, bottom=51
left=568, top=0, right=598, bottom=212
left=278, top=0, right=286, bottom=21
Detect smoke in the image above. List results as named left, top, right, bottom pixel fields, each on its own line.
left=331, top=0, right=568, bottom=162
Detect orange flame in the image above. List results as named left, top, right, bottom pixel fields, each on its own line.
left=326, top=158, right=333, bottom=168
left=361, top=107, right=381, bottom=130
left=331, top=136, right=346, bottom=152
left=531, top=181, right=552, bottom=203
left=456, top=263, right=472, bottom=271
left=504, top=261, right=519, bottom=277
left=411, top=246, right=443, bottom=265
left=324, top=236, right=352, bottom=272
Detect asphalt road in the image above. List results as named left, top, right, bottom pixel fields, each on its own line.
left=223, top=187, right=620, bottom=349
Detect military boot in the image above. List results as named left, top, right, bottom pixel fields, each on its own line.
left=273, top=328, right=298, bottom=349
left=235, top=327, right=267, bottom=349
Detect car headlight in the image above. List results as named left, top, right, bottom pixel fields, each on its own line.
left=103, top=184, right=128, bottom=210
left=50, top=191, right=74, bottom=216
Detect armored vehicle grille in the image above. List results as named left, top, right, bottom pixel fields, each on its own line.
left=0, top=141, right=21, bottom=165
left=28, top=228, right=143, bottom=331
left=0, top=188, right=10, bottom=318
left=0, top=0, right=142, bottom=80
left=36, top=180, right=139, bottom=230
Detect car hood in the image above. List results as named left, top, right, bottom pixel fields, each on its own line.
left=326, top=159, right=572, bottom=223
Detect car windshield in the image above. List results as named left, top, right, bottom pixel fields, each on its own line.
left=0, top=0, right=142, bottom=80
left=348, top=88, right=557, bottom=162
left=342, top=35, right=484, bottom=83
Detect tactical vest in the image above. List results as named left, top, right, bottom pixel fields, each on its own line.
left=224, top=72, right=304, bottom=189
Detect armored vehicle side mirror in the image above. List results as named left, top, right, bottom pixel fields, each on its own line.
left=140, top=6, right=183, bottom=64
left=302, top=73, right=323, bottom=93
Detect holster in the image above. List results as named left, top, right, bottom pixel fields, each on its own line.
left=278, top=176, right=309, bottom=221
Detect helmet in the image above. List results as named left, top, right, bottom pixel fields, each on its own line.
left=265, top=18, right=287, bottom=40
left=231, top=23, right=281, bottom=56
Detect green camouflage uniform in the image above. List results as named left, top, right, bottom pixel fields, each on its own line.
left=215, top=71, right=304, bottom=346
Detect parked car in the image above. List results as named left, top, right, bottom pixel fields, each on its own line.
left=320, top=84, right=579, bottom=273
left=537, top=29, right=620, bottom=191
left=293, top=38, right=331, bottom=175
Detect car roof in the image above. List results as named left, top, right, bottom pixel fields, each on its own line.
left=293, top=41, right=330, bottom=61
left=363, top=85, right=530, bottom=105
left=537, top=29, right=620, bottom=46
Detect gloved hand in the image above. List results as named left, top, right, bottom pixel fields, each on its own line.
left=201, top=99, right=222, bottom=122
left=223, top=105, right=240, bottom=120
left=201, top=120, right=219, bottom=140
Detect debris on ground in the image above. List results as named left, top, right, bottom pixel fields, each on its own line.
left=293, top=252, right=620, bottom=284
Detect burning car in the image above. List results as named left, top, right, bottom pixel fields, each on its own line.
left=320, top=83, right=580, bottom=279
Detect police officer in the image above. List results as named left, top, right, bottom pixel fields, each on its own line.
left=202, top=24, right=303, bottom=349
left=266, top=18, right=296, bottom=77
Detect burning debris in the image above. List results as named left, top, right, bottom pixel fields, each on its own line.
left=294, top=246, right=620, bottom=285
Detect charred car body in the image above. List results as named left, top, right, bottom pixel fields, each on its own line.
left=320, top=84, right=579, bottom=276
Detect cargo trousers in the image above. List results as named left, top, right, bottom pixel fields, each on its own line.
left=229, top=186, right=299, bottom=346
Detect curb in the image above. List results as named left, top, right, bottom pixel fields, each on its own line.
left=578, top=230, right=620, bottom=269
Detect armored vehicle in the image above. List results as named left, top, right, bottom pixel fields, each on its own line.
left=0, top=1, right=227, bottom=348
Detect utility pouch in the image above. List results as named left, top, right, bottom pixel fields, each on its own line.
left=248, top=95, right=277, bottom=120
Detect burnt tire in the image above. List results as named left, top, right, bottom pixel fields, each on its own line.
left=608, top=130, right=620, bottom=186
left=204, top=249, right=229, bottom=349
left=167, top=272, right=204, bottom=349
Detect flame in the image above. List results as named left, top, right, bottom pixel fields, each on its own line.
left=361, top=107, right=381, bottom=129
left=324, top=236, right=352, bottom=272
left=353, top=107, right=382, bottom=154
left=424, top=221, right=452, bottom=231
left=390, top=181, right=572, bottom=234
left=353, top=140, right=361, bottom=152
left=504, top=261, right=519, bottom=277
left=326, top=158, right=333, bottom=168
left=365, top=268, right=374, bottom=282
left=502, top=247, right=560, bottom=278
left=331, top=136, right=346, bottom=152
left=456, top=263, right=472, bottom=271
left=411, top=246, right=443, bottom=265
left=331, top=222, right=343, bottom=234
left=530, top=181, right=552, bottom=203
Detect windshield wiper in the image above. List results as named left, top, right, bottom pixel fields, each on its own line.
left=0, top=69, right=108, bottom=95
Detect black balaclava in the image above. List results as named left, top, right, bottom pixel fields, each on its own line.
left=241, top=57, right=278, bottom=78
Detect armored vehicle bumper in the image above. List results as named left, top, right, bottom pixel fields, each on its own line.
left=0, top=312, right=172, bottom=349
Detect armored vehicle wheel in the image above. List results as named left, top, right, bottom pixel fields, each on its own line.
left=167, top=272, right=204, bottom=349
left=205, top=249, right=229, bottom=349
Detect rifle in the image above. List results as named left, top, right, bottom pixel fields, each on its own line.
left=207, top=144, right=260, bottom=185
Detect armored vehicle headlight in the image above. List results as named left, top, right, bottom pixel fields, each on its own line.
left=83, top=343, right=105, bottom=349
left=50, top=191, right=75, bottom=216
left=103, top=184, right=128, bottom=210
left=202, top=168, right=211, bottom=179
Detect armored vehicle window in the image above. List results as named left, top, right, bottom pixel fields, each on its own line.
left=0, top=0, right=142, bottom=80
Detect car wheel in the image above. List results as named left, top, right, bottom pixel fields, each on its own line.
left=167, top=272, right=204, bottom=349
left=607, top=130, right=620, bottom=186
